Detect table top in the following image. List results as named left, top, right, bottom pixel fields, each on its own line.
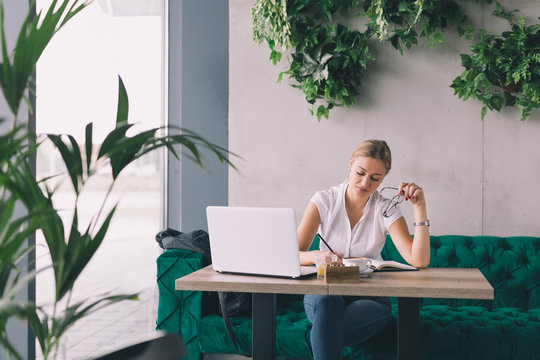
left=175, top=266, right=494, bottom=300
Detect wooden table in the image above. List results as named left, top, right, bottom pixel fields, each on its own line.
left=176, top=266, right=493, bottom=360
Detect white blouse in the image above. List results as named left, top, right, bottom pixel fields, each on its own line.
left=311, top=181, right=403, bottom=260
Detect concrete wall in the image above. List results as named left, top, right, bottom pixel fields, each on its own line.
left=229, top=0, right=540, bottom=237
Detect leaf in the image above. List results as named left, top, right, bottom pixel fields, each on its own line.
left=304, top=53, right=317, bottom=65
left=85, top=122, right=93, bottom=174
left=49, top=293, right=138, bottom=342
left=107, top=129, right=157, bottom=179
left=320, top=53, right=333, bottom=64
left=116, top=75, right=129, bottom=126
left=492, top=2, right=517, bottom=22
left=460, top=54, right=472, bottom=69
left=398, top=2, right=409, bottom=12
left=488, top=94, right=504, bottom=111
left=0, top=0, right=89, bottom=117
left=390, top=34, right=403, bottom=55
left=98, top=123, right=133, bottom=160
left=269, top=49, right=282, bottom=65
left=316, top=105, right=329, bottom=121
left=57, top=206, right=117, bottom=301
left=46, top=134, right=83, bottom=194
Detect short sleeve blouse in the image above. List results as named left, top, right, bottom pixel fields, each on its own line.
left=311, top=181, right=403, bottom=260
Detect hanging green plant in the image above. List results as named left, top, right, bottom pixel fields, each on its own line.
left=279, top=20, right=375, bottom=120
left=451, top=3, right=540, bottom=121
left=362, top=0, right=470, bottom=53
left=252, top=0, right=469, bottom=121
left=253, top=0, right=371, bottom=121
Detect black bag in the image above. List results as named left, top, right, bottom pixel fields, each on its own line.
left=156, top=228, right=251, bottom=352
left=155, top=228, right=211, bottom=261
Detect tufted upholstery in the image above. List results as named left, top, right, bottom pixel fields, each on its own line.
left=156, top=250, right=206, bottom=358
left=157, top=235, right=540, bottom=359
left=382, top=235, right=540, bottom=310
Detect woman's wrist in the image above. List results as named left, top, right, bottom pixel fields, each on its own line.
left=412, top=204, right=428, bottom=223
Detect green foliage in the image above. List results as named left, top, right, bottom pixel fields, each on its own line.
left=252, top=0, right=294, bottom=50
left=252, top=0, right=468, bottom=120
left=253, top=0, right=537, bottom=122
left=283, top=22, right=374, bottom=120
left=363, top=0, right=467, bottom=53
left=0, top=0, right=87, bottom=117
left=0, top=1, right=236, bottom=359
left=451, top=3, right=540, bottom=121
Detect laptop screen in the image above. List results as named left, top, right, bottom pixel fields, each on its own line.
left=206, top=206, right=306, bottom=278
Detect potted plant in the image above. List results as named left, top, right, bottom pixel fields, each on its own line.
left=451, top=2, right=540, bottom=121
left=0, top=1, right=234, bottom=359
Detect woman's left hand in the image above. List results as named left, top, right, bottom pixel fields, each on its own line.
left=397, top=182, right=425, bottom=206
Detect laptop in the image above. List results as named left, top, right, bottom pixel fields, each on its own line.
left=206, top=206, right=317, bottom=278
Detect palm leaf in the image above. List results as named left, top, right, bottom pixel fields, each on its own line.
left=116, top=75, right=129, bottom=125
left=85, top=122, right=93, bottom=173
left=2, top=160, right=66, bottom=261
left=0, top=119, right=28, bottom=161
left=49, top=293, right=138, bottom=341
left=0, top=0, right=89, bottom=117
left=56, top=206, right=116, bottom=301
left=0, top=300, right=45, bottom=358
left=46, top=134, right=84, bottom=193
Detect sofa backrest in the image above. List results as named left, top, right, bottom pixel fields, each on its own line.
left=381, top=235, right=540, bottom=310
left=310, top=234, right=540, bottom=310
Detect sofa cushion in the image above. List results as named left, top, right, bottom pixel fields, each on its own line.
left=420, top=305, right=540, bottom=359
left=199, top=307, right=313, bottom=358
left=342, top=305, right=540, bottom=360
left=156, top=249, right=208, bottom=359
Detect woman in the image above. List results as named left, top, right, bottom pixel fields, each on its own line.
left=298, top=139, right=430, bottom=360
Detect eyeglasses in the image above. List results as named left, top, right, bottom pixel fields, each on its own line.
left=380, top=187, right=404, bottom=218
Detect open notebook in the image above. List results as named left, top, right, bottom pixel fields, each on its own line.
left=368, top=259, right=418, bottom=271
left=206, top=206, right=317, bottom=278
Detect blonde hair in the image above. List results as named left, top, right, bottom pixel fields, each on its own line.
left=351, top=139, right=392, bottom=174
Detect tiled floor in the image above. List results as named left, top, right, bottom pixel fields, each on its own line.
left=57, top=288, right=159, bottom=360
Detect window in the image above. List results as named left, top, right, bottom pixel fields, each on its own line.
left=36, top=1, right=165, bottom=358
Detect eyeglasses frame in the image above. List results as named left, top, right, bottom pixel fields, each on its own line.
left=380, top=186, right=404, bottom=218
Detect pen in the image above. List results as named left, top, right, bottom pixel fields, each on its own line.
left=317, top=233, right=343, bottom=259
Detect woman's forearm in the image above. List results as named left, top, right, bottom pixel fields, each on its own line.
left=411, top=204, right=430, bottom=268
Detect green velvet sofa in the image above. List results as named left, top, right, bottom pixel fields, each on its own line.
left=156, top=235, right=540, bottom=359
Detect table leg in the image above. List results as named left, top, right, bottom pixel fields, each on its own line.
left=252, top=293, right=276, bottom=360
left=397, top=297, right=420, bottom=360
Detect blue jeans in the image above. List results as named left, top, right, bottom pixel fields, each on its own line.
left=304, top=294, right=392, bottom=360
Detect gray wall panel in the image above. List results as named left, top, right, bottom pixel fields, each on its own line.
left=1, top=1, right=32, bottom=359
left=167, top=0, right=229, bottom=232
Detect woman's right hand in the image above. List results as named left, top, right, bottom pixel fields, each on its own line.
left=301, top=250, right=344, bottom=266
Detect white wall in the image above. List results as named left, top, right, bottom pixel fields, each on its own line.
left=229, top=0, right=540, bottom=237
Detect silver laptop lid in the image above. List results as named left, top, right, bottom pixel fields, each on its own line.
left=206, top=206, right=304, bottom=278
